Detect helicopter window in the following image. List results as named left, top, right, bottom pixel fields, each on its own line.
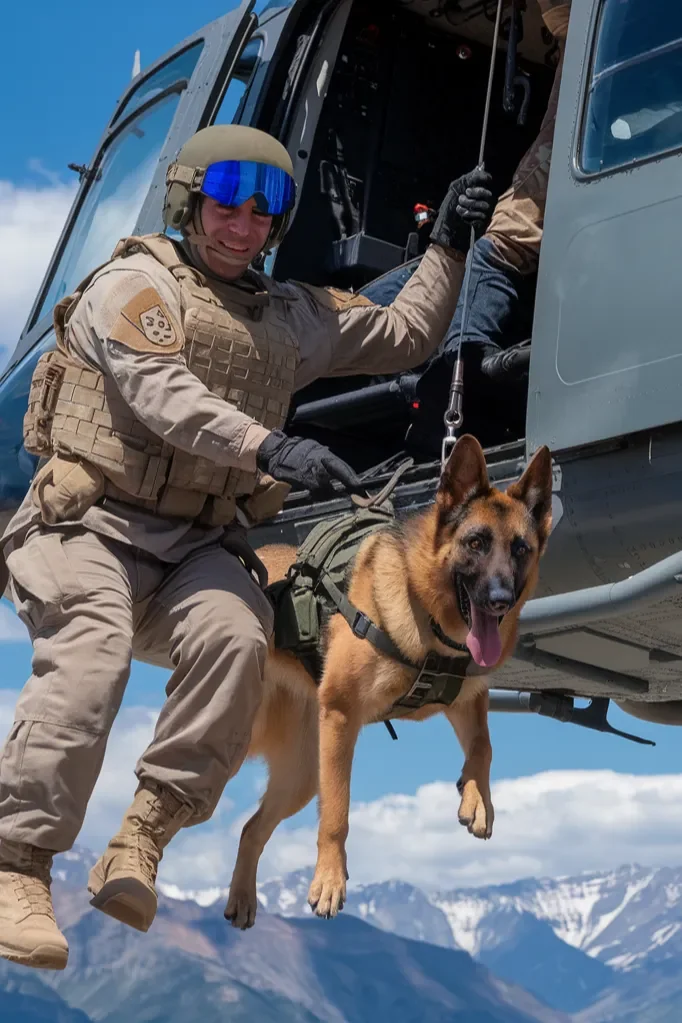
left=580, top=0, right=682, bottom=175
left=593, top=0, right=682, bottom=73
left=112, top=41, right=203, bottom=125
left=212, top=36, right=263, bottom=126
left=34, top=92, right=182, bottom=327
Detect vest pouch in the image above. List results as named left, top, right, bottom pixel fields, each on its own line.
left=32, top=454, right=105, bottom=526
left=239, top=475, right=291, bottom=526
left=155, top=485, right=207, bottom=520
left=269, top=576, right=320, bottom=655
left=23, top=350, right=68, bottom=456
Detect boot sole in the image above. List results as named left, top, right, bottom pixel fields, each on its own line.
left=89, top=877, right=156, bottom=932
left=0, top=941, right=68, bottom=971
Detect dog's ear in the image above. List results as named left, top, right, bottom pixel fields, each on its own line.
left=437, top=434, right=490, bottom=520
left=507, top=445, right=553, bottom=549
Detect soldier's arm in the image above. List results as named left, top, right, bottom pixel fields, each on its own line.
left=299, top=243, right=466, bottom=377
left=75, top=269, right=269, bottom=470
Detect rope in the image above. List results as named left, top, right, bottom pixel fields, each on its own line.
left=441, top=0, right=507, bottom=470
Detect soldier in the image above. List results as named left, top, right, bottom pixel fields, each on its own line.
left=400, top=0, right=572, bottom=453
left=0, top=124, right=493, bottom=970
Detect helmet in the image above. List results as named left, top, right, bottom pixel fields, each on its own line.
left=163, top=125, right=296, bottom=248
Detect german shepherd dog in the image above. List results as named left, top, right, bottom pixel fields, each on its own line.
left=224, top=435, right=553, bottom=929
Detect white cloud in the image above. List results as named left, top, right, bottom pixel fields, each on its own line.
left=0, top=688, right=159, bottom=847
left=0, top=688, right=235, bottom=858
left=4, top=681, right=681, bottom=894
left=162, top=770, right=682, bottom=892
left=79, top=704, right=160, bottom=845
left=0, top=178, right=76, bottom=346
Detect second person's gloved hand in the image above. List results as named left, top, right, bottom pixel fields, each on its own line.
left=256, top=430, right=365, bottom=498
left=430, top=166, right=495, bottom=254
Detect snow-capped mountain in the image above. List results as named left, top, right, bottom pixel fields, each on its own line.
left=258, top=870, right=460, bottom=949
left=434, top=863, right=682, bottom=972
left=51, top=845, right=97, bottom=886
left=56, top=851, right=682, bottom=979
left=48, top=851, right=682, bottom=1018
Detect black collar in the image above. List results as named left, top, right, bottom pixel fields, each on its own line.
left=429, top=617, right=469, bottom=653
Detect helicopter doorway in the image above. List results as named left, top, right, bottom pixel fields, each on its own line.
left=272, top=0, right=557, bottom=471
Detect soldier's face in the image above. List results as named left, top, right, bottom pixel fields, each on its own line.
left=200, top=196, right=273, bottom=278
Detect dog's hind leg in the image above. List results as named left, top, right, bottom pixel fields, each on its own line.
left=225, top=696, right=318, bottom=930
left=445, top=689, right=494, bottom=840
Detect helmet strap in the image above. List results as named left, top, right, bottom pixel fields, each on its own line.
left=181, top=204, right=270, bottom=282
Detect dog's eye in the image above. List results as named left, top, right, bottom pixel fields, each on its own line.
left=512, top=539, right=531, bottom=557
left=468, top=536, right=483, bottom=552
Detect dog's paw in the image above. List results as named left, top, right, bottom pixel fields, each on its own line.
left=224, top=885, right=258, bottom=930
left=308, top=868, right=347, bottom=919
left=458, top=778, right=494, bottom=840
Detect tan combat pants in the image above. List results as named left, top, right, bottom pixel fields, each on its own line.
left=0, top=526, right=274, bottom=851
left=485, top=0, right=571, bottom=274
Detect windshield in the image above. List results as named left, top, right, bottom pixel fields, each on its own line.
left=34, top=49, right=203, bottom=327
left=113, top=42, right=202, bottom=124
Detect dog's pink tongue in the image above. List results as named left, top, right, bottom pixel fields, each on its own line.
left=466, top=605, right=502, bottom=667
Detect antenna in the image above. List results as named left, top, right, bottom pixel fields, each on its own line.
left=132, top=50, right=141, bottom=78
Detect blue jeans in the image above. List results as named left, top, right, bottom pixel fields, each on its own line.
left=361, top=236, right=533, bottom=361
left=361, top=237, right=533, bottom=452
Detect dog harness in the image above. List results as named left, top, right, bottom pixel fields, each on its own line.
left=266, top=461, right=472, bottom=739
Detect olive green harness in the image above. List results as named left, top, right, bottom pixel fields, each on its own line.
left=265, top=462, right=472, bottom=738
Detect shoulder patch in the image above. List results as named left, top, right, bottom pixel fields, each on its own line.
left=109, top=287, right=183, bottom=354
left=294, top=281, right=375, bottom=312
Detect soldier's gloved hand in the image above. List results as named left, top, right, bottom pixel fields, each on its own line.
left=256, top=430, right=365, bottom=497
left=430, top=167, right=494, bottom=254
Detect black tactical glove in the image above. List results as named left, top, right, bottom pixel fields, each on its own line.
left=256, top=430, right=365, bottom=497
left=430, top=167, right=494, bottom=254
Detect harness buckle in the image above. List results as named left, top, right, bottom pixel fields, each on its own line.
left=400, top=677, right=436, bottom=707
left=394, top=652, right=466, bottom=711
left=351, top=611, right=371, bottom=639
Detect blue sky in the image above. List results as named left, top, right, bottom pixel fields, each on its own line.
left=0, top=0, right=681, bottom=892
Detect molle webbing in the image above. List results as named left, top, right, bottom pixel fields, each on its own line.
left=23, top=234, right=298, bottom=527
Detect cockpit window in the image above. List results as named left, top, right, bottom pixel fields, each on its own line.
left=33, top=47, right=203, bottom=328
left=113, top=42, right=203, bottom=124
left=580, top=0, right=682, bottom=174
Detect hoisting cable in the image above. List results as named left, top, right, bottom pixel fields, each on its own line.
left=441, top=0, right=507, bottom=471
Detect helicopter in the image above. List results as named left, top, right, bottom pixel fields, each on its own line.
left=1, top=0, right=681, bottom=741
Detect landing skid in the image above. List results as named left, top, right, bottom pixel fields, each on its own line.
left=488, top=690, right=655, bottom=746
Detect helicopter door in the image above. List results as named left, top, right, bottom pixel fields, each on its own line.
left=527, top=0, right=682, bottom=455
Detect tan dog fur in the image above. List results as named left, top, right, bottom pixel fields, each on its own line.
left=225, top=435, right=553, bottom=928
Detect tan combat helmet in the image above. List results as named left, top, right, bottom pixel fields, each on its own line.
left=163, top=124, right=296, bottom=249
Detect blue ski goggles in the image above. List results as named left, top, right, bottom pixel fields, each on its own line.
left=200, top=159, right=296, bottom=216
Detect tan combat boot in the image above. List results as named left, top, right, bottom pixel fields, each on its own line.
left=88, top=784, right=193, bottom=932
left=0, top=838, right=68, bottom=970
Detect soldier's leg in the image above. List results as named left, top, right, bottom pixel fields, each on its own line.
left=0, top=526, right=146, bottom=969
left=88, top=540, right=273, bottom=931
left=407, top=2, right=571, bottom=456
left=485, top=0, right=570, bottom=274
left=359, top=257, right=421, bottom=307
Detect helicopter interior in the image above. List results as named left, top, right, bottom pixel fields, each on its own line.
left=272, top=0, right=559, bottom=473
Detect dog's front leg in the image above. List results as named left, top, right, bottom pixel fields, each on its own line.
left=445, top=688, right=494, bottom=840
left=308, top=690, right=361, bottom=919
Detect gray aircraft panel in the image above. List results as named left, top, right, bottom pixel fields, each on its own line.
left=527, top=0, right=682, bottom=455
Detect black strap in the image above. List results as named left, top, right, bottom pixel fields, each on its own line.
left=315, top=569, right=470, bottom=716
left=317, top=569, right=418, bottom=670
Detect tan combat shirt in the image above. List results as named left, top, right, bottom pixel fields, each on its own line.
left=3, top=243, right=465, bottom=562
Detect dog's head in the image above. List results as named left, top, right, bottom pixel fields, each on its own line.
left=432, top=434, right=553, bottom=669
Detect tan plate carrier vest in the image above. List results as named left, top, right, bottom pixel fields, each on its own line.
left=23, top=234, right=298, bottom=527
